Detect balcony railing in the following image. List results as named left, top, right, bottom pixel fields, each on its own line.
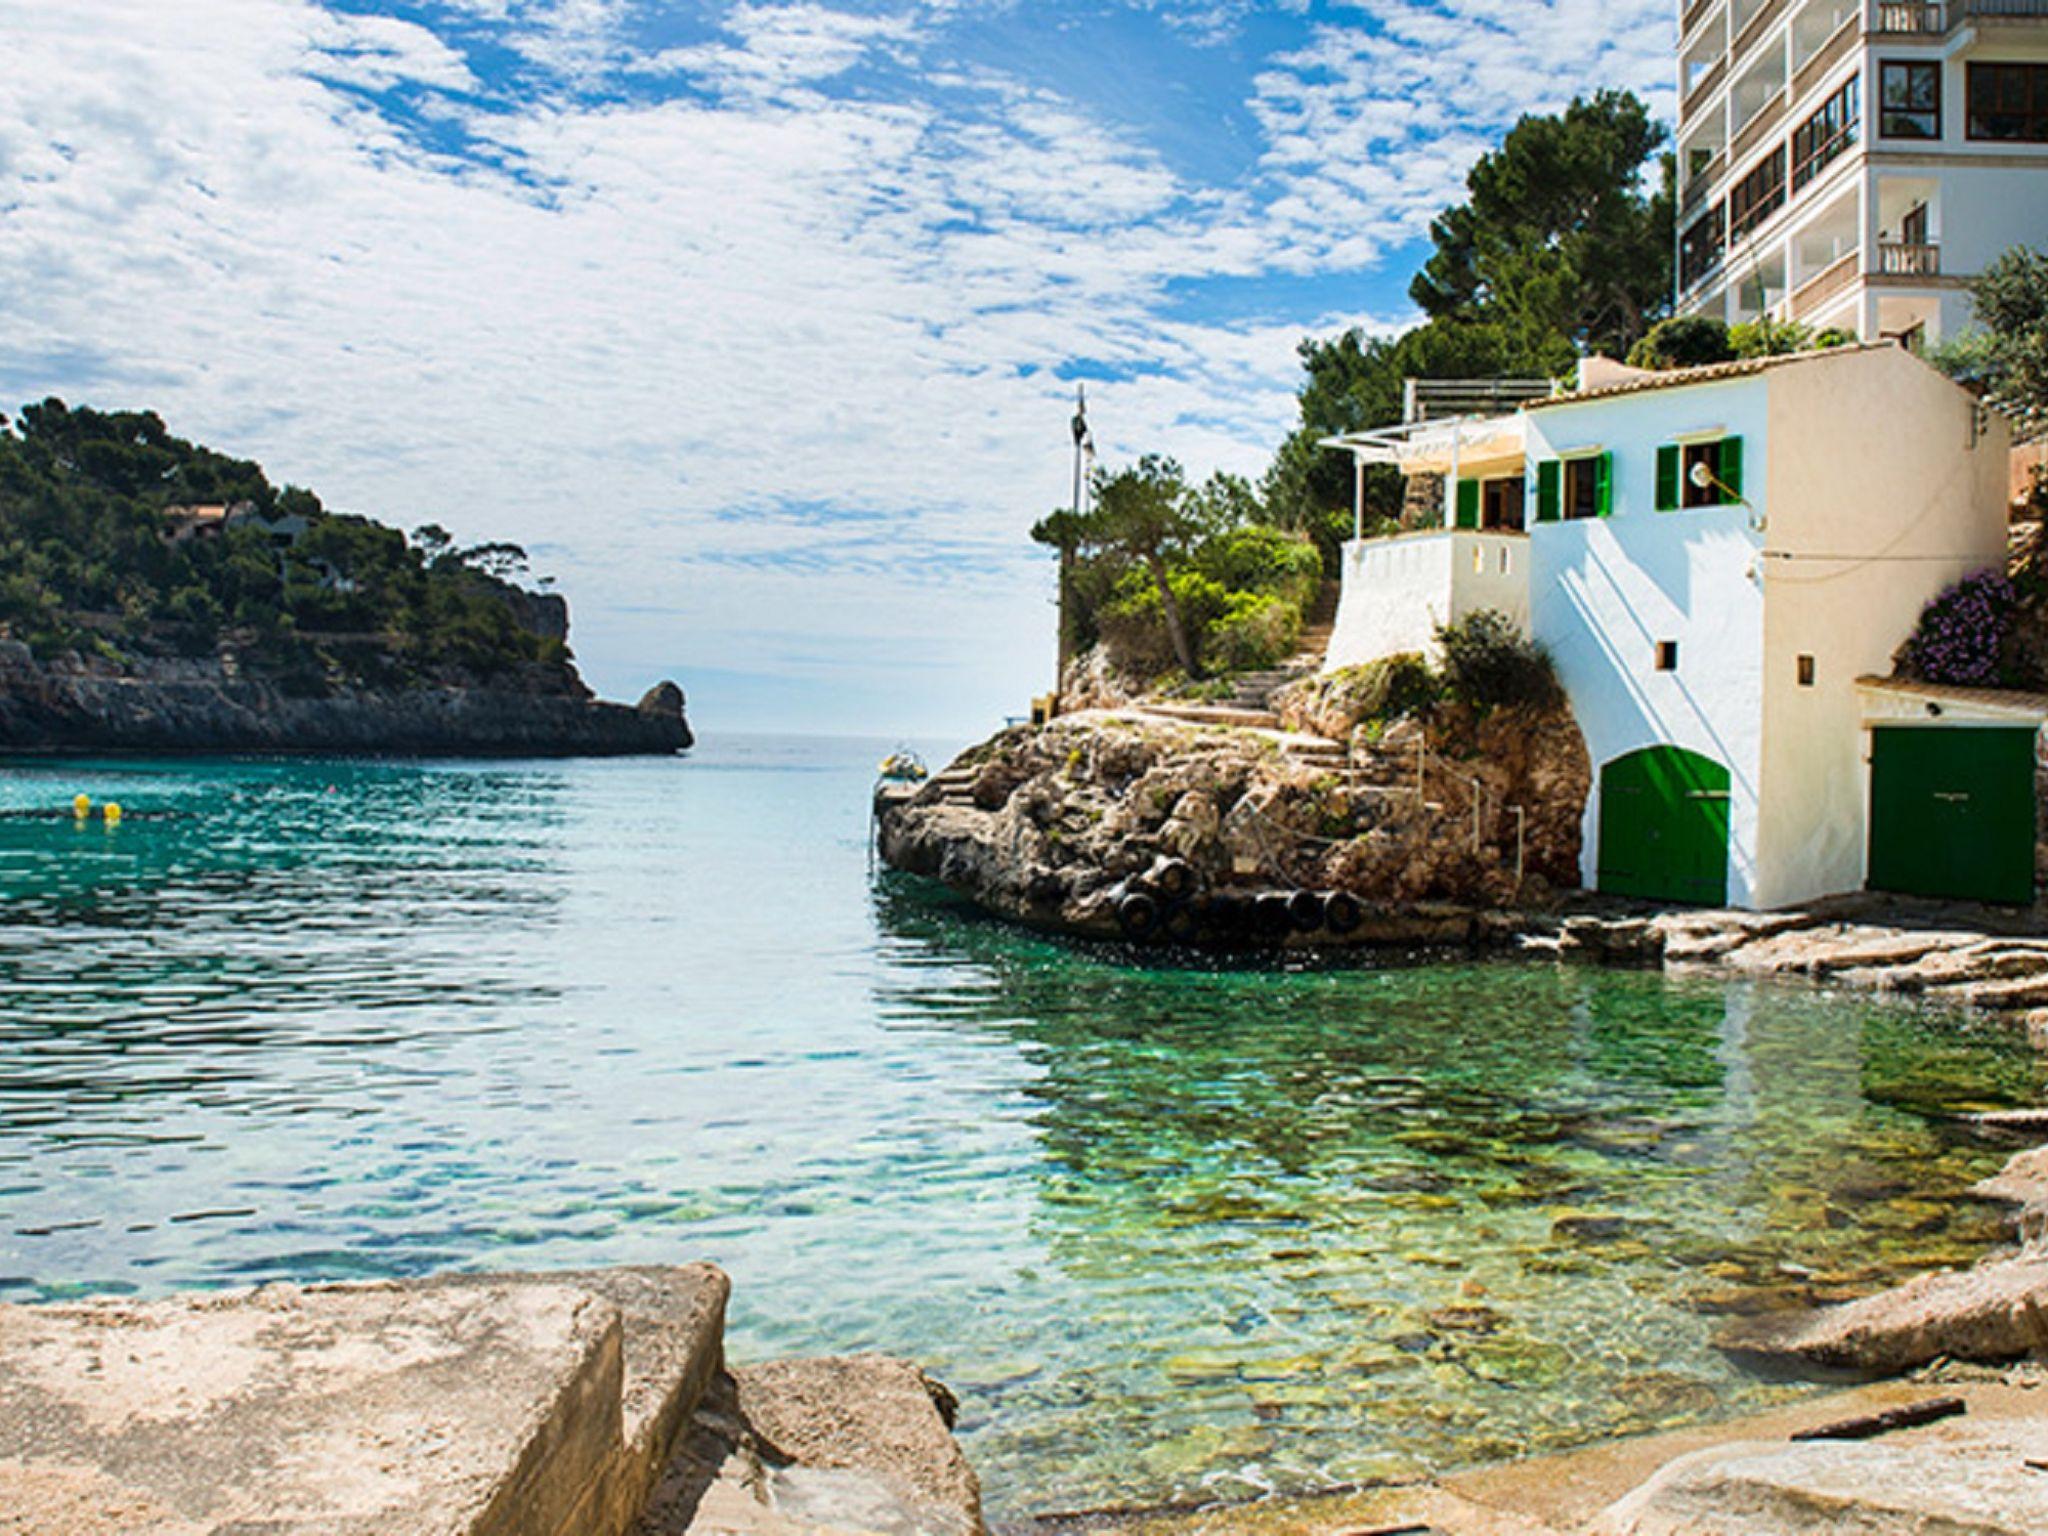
left=1872, top=1, right=1943, bottom=30
left=1879, top=241, right=1941, bottom=276
left=1791, top=253, right=1860, bottom=319
left=1872, top=0, right=2048, bottom=33
left=1682, top=57, right=1729, bottom=122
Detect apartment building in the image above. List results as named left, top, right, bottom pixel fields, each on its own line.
left=1675, top=0, right=2048, bottom=345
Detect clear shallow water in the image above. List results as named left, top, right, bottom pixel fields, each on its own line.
left=0, top=737, right=2041, bottom=1517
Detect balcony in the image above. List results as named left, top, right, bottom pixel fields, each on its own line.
left=1871, top=0, right=2048, bottom=33
left=1733, top=0, right=1792, bottom=62
left=1790, top=252, right=1860, bottom=318
left=1879, top=241, right=1941, bottom=276
left=1683, top=57, right=1729, bottom=122
left=1730, top=89, right=1789, bottom=164
left=1871, top=1, right=1944, bottom=30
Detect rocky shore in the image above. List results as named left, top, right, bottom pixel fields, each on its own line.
left=0, top=1265, right=980, bottom=1536
left=0, top=641, right=692, bottom=756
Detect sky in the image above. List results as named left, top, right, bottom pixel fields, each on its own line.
left=0, top=0, right=1673, bottom=737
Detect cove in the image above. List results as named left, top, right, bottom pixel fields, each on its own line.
left=0, top=737, right=2039, bottom=1519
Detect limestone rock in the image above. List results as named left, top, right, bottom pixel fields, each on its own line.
left=1719, top=1255, right=2048, bottom=1373
left=636, top=1359, right=983, bottom=1536
left=1588, top=1425, right=2048, bottom=1535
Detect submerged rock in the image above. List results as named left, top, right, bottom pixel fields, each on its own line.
left=1719, top=1256, right=2048, bottom=1373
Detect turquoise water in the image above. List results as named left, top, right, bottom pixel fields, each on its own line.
left=0, top=738, right=2041, bottom=1518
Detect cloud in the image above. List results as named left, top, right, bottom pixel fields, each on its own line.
left=0, top=0, right=1669, bottom=733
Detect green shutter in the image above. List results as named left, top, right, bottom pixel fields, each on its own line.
left=1594, top=452, right=1615, bottom=518
left=1455, top=477, right=1480, bottom=529
left=1655, top=444, right=1680, bottom=510
left=1717, top=436, right=1744, bottom=503
left=1535, top=460, right=1561, bottom=523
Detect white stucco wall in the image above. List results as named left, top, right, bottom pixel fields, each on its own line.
left=1324, top=530, right=1531, bottom=673
left=1526, top=377, right=1772, bottom=908
left=1757, top=346, right=2012, bottom=908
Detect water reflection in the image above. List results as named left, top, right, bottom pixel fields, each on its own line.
left=867, top=880, right=2034, bottom=1507
left=0, top=748, right=2035, bottom=1519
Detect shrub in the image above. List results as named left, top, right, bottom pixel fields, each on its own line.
left=1894, top=569, right=2019, bottom=686
left=1194, top=525, right=1323, bottom=607
left=1097, top=569, right=1230, bottom=677
left=1627, top=315, right=1736, bottom=371
left=1436, top=610, right=1562, bottom=708
left=1206, top=591, right=1302, bottom=672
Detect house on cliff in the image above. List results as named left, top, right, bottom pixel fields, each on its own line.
left=1323, top=343, right=2032, bottom=911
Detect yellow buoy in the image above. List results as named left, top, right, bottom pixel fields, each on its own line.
left=73, top=793, right=91, bottom=818
left=103, top=802, right=122, bottom=826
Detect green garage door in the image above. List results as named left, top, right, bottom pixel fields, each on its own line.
left=1869, top=726, right=2037, bottom=905
left=1597, top=746, right=1731, bottom=906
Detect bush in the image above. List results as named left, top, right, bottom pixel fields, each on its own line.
left=1194, top=525, right=1323, bottom=606
left=1627, top=315, right=1736, bottom=370
left=1207, top=591, right=1302, bottom=672
left=1895, top=569, right=2020, bottom=686
left=1436, top=610, right=1563, bottom=708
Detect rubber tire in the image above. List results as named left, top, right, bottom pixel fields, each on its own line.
left=1117, top=890, right=1161, bottom=940
left=1287, top=889, right=1324, bottom=933
left=1254, top=892, right=1294, bottom=938
left=1323, top=890, right=1365, bottom=935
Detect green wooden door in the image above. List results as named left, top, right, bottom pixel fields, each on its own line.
left=1869, top=727, right=2037, bottom=904
left=1597, top=747, right=1731, bottom=906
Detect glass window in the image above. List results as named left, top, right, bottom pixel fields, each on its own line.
left=1968, top=63, right=2048, bottom=143
left=1679, top=204, right=1726, bottom=291
left=1793, top=76, right=1861, bottom=190
left=1881, top=60, right=1941, bottom=139
left=1728, top=148, right=1787, bottom=241
left=1564, top=458, right=1600, bottom=521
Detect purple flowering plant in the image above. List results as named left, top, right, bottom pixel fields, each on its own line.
left=1895, top=569, right=2019, bottom=687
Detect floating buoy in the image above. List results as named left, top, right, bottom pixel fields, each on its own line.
left=102, top=802, right=122, bottom=826
left=72, top=793, right=91, bottom=819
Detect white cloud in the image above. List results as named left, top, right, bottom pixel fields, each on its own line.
left=0, top=0, right=1669, bottom=734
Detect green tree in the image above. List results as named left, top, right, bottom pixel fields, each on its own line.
left=1413, top=90, right=1673, bottom=361
left=1945, top=245, right=2048, bottom=439
left=1077, top=456, right=1204, bottom=677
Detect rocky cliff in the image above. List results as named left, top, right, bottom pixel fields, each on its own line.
left=876, top=694, right=1589, bottom=947
left=0, top=641, right=691, bottom=756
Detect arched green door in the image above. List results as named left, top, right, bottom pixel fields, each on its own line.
left=1597, top=747, right=1731, bottom=906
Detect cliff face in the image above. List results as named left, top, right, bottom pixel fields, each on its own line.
left=0, top=642, right=691, bottom=756
left=876, top=699, right=1589, bottom=947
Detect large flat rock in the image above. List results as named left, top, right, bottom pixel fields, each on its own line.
left=1718, top=1256, right=2048, bottom=1373
left=1588, top=1418, right=2048, bottom=1535
left=0, top=1265, right=731, bottom=1536
left=0, top=1278, right=620, bottom=1536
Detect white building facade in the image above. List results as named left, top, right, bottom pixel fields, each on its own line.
left=1524, top=345, right=2010, bottom=908
left=1675, top=0, right=2048, bottom=345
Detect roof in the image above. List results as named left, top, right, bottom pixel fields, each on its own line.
left=1856, top=674, right=2048, bottom=721
left=1531, top=342, right=1904, bottom=410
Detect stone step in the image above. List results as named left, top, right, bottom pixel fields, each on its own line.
left=1139, top=704, right=1283, bottom=729
left=0, top=1265, right=731, bottom=1536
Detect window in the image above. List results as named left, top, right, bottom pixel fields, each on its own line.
left=1728, top=149, right=1787, bottom=241
left=1797, top=654, right=1816, bottom=687
left=1564, top=455, right=1611, bottom=521
left=1968, top=63, right=2048, bottom=143
left=1792, top=76, right=1860, bottom=191
left=1533, top=455, right=1612, bottom=522
left=1483, top=476, right=1526, bottom=531
left=1680, top=204, right=1726, bottom=291
left=1655, top=437, right=1746, bottom=510
left=1881, top=60, right=1941, bottom=139
left=1656, top=641, right=1680, bottom=672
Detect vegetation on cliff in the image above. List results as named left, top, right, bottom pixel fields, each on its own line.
left=0, top=399, right=575, bottom=694
left=1033, top=457, right=1322, bottom=689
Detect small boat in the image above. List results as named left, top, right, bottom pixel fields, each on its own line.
left=876, top=750, right=929, bottom=784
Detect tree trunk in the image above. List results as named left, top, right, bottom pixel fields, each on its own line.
left=1147, top=554, right=1200, bottom=678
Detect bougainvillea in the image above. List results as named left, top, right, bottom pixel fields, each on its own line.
left=1895, top=569, right=2018, bottom=687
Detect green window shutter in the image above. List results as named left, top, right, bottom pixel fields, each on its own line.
left=1655, top=444, right=1680, bottom=510
left=1717, top=436, right=1744, bottom=503
left=1535, top=460, right=1561, bottom=523
left=1594, top=452, right=1615, bottom=518
left=1456, top=477, right=1480, bottom=529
